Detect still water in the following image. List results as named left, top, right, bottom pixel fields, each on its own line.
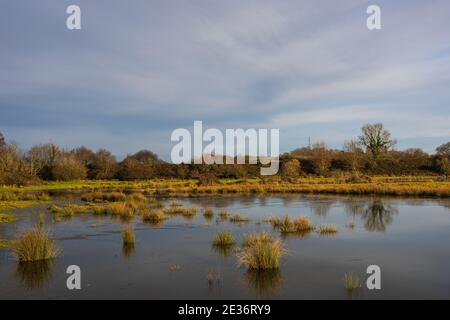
left=1, top=194, right=450, bottom=299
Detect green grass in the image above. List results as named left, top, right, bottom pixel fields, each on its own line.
left=237, top=233, right=285, bottom=270
left=212, top=230, right=235, bottom=246
left=122, top=226, right=135, bottom=245
left=11, top=226, right=61, bottom=262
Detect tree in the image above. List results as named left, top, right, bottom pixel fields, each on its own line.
left=437, top=158, right=450, bottom=176
left=27, top=143, right=60, bottom=179
left=281, top=159, right=301, bottom=177
left=310, top=142, right=332, bottom=176
left=358, top=123, right=396, bottom=159
left=0, top=132, right=5, bottom=148
left=91, top=149, right=118, bottom=179
left=51, top=154, right=87, bottom=181
left=343, top=140, right=365, bottom=173
left=436, top=142, right=450, bottom=156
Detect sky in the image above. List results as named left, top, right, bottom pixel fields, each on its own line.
left=1, top=0, right=449, bottom=160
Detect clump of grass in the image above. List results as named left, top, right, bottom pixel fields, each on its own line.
left=203, top=207, right=214, bottom=219
left=229, top=213, right=250, bottom=223
left=92, top=205, right=109, bottom=215
left=242, top=232, right=274, bottom=248
left=237, top=233, right=285, bottom=270
left=163, top=206, right=198, bottom=217
left=142, top=209, right=166, bottom=223
left=0, top=213, right=16, bottom=223
left=344, top=272, right=362, bottom=290
left=49, top=204, right=89, bottom=217
left=81, top=191, right=126, bottom=202
left=11, top=226, right=61, bottom=262
left=318, top=224, right=338, bottom=235
left=212, top=229, right=235, bottom=246
left=0, top=239, right=12, bottom=249
left=38, top=213, right=45, bottom=227
left=108, top=202, right=136, bottom=219
left=218, top=209, right=229, bottom=220
left=126, top=193, right=147, bottom=203
left=268, top=215, right=314, bottom=234
left=122, top=226, right=135, bottom=245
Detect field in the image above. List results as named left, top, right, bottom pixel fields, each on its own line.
left=1, top=176, right=449, bottom=198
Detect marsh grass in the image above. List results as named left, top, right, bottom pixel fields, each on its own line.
left=218, top=209, right=229, bottom=220
left=229, top=213, right=250, bottom=223
left=122, top=226, right=135, bottom=245
left=242, top=232, right=274, bottom=248
left=0, top=213, right=16, bottom=223
left=142, top=209, right=166, bottom=223
left=237, top=234, right=285, bottom=270
left=212, top=229, right=235, bottom=246
left=81, top=191, right=126, bottom=202
left=344, top=272, right=362, bottom=290
left=318, top=224, right=338, bottom=235
left=163, top=206, right=198, bottom=217
left=203, top=207, right=214, bottom=220
left=11, top=226, right=61, bottom=262
left=0, top=239, right=12, bottom=249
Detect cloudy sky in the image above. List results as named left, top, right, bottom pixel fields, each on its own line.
left=1, top=0, right=449, bottom=159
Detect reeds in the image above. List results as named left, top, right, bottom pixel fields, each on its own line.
left=344, top=272, right=362, bottom=290
left=218, top=209, right=229, bottom=220
left=11, top=226, right=61, bottom=262
left=229, top=213, right=250, bottom=223
left=81, top=191, right=127, bottom=202
left=142, top=209, right=166, bottom=223
left=203, top=207, right=214, bottom=220
left=317, top=224, right=338, bottom=235
left=122, top=226, right=135, bottom=245
left=237, top=233, right=285, bottom=270
left=212, top=229, right=235, bottom=246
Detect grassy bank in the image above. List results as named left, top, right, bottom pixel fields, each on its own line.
left=0, top=176, right=449, bottom=197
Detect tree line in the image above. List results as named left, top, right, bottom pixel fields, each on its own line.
left=1, top=124, right=449, bottom=185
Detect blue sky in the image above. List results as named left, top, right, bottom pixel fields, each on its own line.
left=1, top=0, right=449, bottom=159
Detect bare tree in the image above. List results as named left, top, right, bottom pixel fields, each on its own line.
left=358, top=123, right=396, bottom=159
left=436, top=142, right=450, bottom=156
left=0, top=132, right=5, bottom=147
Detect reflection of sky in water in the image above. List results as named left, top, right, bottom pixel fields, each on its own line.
left=0, top=195, right=450, bottom=299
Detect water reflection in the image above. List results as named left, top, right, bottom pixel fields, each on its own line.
left=243, top=269, right=283, bottom=296
left=122, top=243, right=135, bottom=258
left=211, top=244, right=235, bottom=258
left=15, top=260, right=54, bottom=290
left=310, top=200, right=333, bottom=217
left=344, top=200, right=398, bottom=232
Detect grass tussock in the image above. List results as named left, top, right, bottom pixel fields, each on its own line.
left=229, top=213, right=250, bottom=223
left=344, top=272, right=362, bottom=290
left=0, top=213, right=16, bottom=223
left=212, top=229, right=235, bottom=246
left=274, top=216, right=314, bottom=234
left=203, top=207, right=214, bottom=219
left=122, top=226, right=135, bottom=245
left=318, top=224, right=338, bottom=235
left=237, top=233, right=285, bottom=270
left=11, top=226, right=61, bottom=262
left=163, top=206, right=198, bottom=217
left=218, top=209, right=229, bottom=220
left=142, top=209, right=166, bottom=223
left=49, top=204, right=90, bottom=217
left=81, top=191, right=127, bottom=202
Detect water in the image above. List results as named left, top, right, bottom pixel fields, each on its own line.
left=1, top=194, right=450, bottom=299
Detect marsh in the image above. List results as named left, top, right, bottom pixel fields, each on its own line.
left=1, top=194, right=450, bottom=299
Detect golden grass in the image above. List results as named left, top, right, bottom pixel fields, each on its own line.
left=203, top=207, right=214, bottom=219
left=11, top=226, right=61, bottom=262
left=317, top=224, right=338, bottom=235
left=237, top=233, right=285, bottom=270
left=212, top=229, right=235, bottom=246
left=229, top=213, right=250, bottom=223
left=122, top=226, right=135, bottom=245
left=162, top=206, right=198, bottom=217
left=242, top=232, right=274, bottom=248
left=81, top=191, right=127, bottom=202
left=219, top=209, right=229, bottom=220
left=2, top=177, right=448, bottom=198
left=344, top=272, right=362, bottom=290
left=142, top=209, right=166, bottom=223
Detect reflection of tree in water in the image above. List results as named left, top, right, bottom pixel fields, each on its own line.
left=243, top=269, right=283, bottom=297
left=310, top=201, right=333, bottom=217
left=16, top=260, right=54, bottom=290
left=344, top=199, right=398, bottom=232
left=362, top=201, right=398, bottom=232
